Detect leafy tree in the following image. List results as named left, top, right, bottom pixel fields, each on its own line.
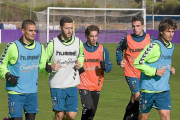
left=154, top=0, right=180, bottom=15
left=1, top=9, right=13, bottom=21
left=135, top=0, right=141, bottom=4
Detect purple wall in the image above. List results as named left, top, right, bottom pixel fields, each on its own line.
left=1, top=29, right=39, bottom=43
left=1, top=30, right=179, bottom=44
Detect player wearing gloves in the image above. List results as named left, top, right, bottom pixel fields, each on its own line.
left=5, top=72, right=19, bottom=85
left=78, top=25, right=112, bottom=120
left=0, top=20, right=60, bottom=120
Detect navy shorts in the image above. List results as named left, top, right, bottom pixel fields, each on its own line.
left=50, top=86, right=78, bottom=112
left=140, top=91, right=171, bottom=113
left=125, top=76, right=140, bottom=94
left=8, top=93, right=38, bottom=117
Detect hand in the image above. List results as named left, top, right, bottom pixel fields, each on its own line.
left=78, top=67, right=85, bottom=74
left=51, top=61, right=61, bottom=71
left=74, top=60, right=81, bottom=70
left=5, top=72, right=19, bottom=85
left=46, top=62, right=52, bottom=73
left=170, top=67, right=175, bottom=74
left=100, top=61, right=106, bottom=70
left=156, top=68, right=166, bottom=76
left=120, top=60, right=126, bottom=68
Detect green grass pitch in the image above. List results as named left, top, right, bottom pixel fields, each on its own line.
left=0, top=43, right=180, bottom=120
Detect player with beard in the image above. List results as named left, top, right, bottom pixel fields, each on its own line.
left=45, top=16, right=84, bottom=120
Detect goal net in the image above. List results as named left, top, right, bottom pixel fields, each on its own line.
left=35, top=7, right=146, bottom=43
left=146, top=15, right=180, bottom=30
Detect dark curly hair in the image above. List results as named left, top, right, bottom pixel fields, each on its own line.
left=158, top=18, right=177, bottom=37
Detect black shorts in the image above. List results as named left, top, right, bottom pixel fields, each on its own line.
left=79, top=89, right=100, bottom=110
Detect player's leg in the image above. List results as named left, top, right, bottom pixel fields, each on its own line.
left=123, top=99, right=134, bottom=120
left=24, top=93, right=38, bottom=120
left=54, top=111, right=64, bottom=120
left=25, top=113, right=36, bottom=120
left=50, top=88, right=66, bottom=120
left=79, top=89, right=94, bottom=120
left=63, top=112, right=77, bottom=120
left=131, top=100, right=140, bottom=120
left=123, top=76, right=138, bottom=120
left=139, top=92, right=154, bottom=120
left=65, top=86, right=79, bottom=120
left=155, top=91, right=171, bottom=120
left=159, top=110, right=170, bottom=120
left=88, top=91, right=100, bottom=120
left=128, top=77, right=140, bottom=120
left=8, top=94, right=25, bottom=120
left=139, top=113, right=150, bottom=120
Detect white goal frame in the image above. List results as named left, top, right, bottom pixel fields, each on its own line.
left=47, top=7, right=146, bottom=43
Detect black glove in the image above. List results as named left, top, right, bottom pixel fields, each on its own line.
left=78, top=67, right=85, bottom=74
left=5, top=72, right=19, bottom=85
left=100, top=61, right=106, bottom=70
left=45, top=62, right=52, bottom=73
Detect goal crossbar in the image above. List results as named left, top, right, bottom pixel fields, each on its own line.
left=47, top=7, right=146, bottom=43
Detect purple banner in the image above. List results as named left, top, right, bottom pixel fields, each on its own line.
left=1, top=29, right=39, bottom=43
left=1, top=30, right=179, bottom=44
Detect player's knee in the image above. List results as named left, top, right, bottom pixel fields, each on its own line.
left=66, top=112, right=77, bottom=120
left=55, top=111, right=64, bottom=119
left=25, top=113, right=36, bottom=120
left=162, top=115, right=170, bottom=120
left=166, top=116, right=170, bottom=120
left=85, top=105, right=94, bottom=111
left=126, top=101, right=134, bottom=110
left=159, top=110, right=170, bottom=120
left=134, top=92, right=140, bottom=101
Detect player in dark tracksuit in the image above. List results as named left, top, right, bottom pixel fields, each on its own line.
left=78, top=25, right=112, bottom=120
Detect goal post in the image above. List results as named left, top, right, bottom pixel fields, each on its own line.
left=46, top=7, right=146, bottom=43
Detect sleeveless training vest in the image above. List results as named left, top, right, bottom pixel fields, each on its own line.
left=124, top=34, right=151, bottom=79
left=140, top=40, right=174, bottom=91
left=49, top=37, right=80, bottom=88
left=6, top=40, right=41, bottom=93
left=78, top=44, right=104, bottom=91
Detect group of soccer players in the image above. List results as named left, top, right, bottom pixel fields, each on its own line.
left=116, top=16, right=176, bottom=120
left=0, top=15, right=177, bottom=120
